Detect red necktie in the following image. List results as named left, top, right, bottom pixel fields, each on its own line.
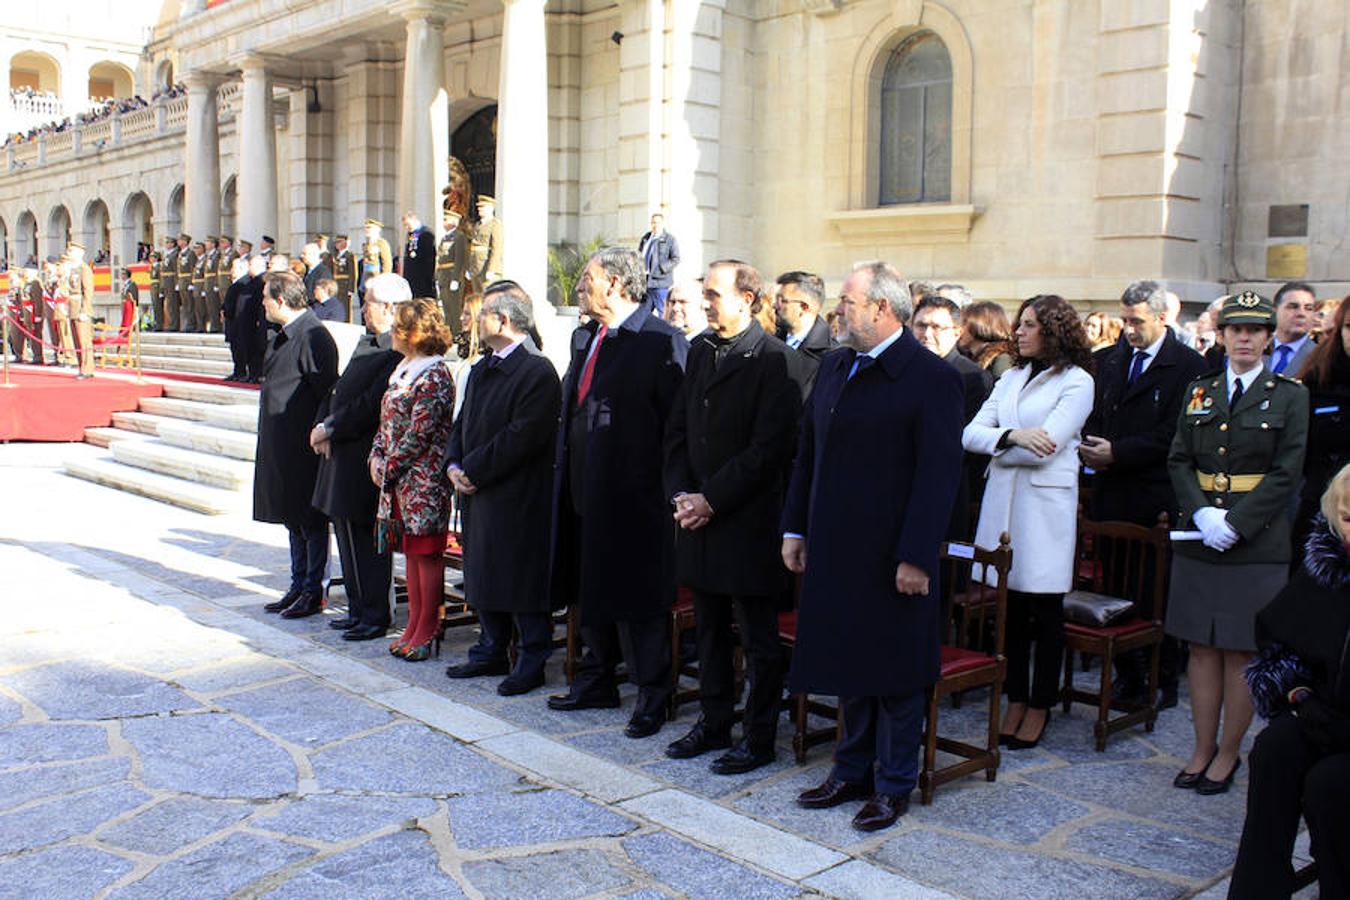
left=576, top=324, right=608, bottom=404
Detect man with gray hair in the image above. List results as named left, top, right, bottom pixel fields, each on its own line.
left=547, top=246, right=688, bottom=739
left=446, top=280, right=563, bottom=695
left=785, top=260, right=963, bottom=830
left=310, top=272, right=405, bottom=641
left=1080, top=278, right=1206, bottom=708
left=936, top=283, right=973, bottom=309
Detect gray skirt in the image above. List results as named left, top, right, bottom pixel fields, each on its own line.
left=1165, top=555, right=1287, bottom=652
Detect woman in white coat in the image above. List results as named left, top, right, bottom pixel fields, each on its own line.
left=963, top=295, right=1095, bottom=749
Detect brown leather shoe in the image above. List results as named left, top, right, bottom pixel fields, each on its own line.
left=852, top=793, right=910, bottom=831
left=796, top=776, right=873, bottom=810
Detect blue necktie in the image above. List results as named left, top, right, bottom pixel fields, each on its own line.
left=1230, top=378, right=1244, bottom=406
left=1272, top=345, right=1292, bottom=374
left=1127, top=350, right=1147, bottom=385
left=847, top=353, right=875, bottom=381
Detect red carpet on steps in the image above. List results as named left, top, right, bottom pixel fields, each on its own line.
left=0, top=369, right=164, bottom=442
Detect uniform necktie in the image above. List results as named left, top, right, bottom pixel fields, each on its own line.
left=1272, top=344, right=1292, bottom=374
left=576, top=324, right=608, bottom=403
left=847, top=352, right=875, bottom=381
left=1127, top=350, right=1147, bottom=385
left=487, top=354, right=502, bottom=369
left=1230, top=378, right=1244, bottom=406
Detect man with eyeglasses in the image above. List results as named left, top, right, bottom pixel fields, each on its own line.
left=1269, top=282, right=1317, bottom=377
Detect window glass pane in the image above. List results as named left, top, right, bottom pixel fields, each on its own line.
left=879, top=31, right=953, bottom=205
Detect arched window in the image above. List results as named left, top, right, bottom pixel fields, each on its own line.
left=879, top=31, right=952, bottom=205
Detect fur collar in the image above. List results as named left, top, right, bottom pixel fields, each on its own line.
left=1304, top=514, right=1350, bottom=588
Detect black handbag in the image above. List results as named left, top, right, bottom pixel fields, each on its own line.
left=1063, top=590, right=1136, bottom=627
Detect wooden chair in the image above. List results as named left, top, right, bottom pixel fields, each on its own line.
left=920, top=533, right=1012, bottom=805
left=779, top=610, right=842, bottom=764
left=1060, top=515, right=1170, bottom=751
left=92, top=296, right=136, bottom=367
left=667, top=587, right=699, bottom=718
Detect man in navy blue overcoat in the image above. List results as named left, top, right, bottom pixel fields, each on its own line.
left=782, top=261, right=964, bottom=831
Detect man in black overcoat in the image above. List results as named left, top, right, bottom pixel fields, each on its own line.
left=774, top=270, right=836, bottom=362
left=253, top=271, right=340, bottom=619
left=784, top=261, right=963, bottom=832
left=663, top=260, right=807, bottom=774
left=399, top=212, right=437, bottom=299
left=546, top=247, right=688, bottom=739
left=445, top=281, right=563, bottom=696
left=1080, top=279, right=1207, bottom=707
left=310, top=273, right=405, bottom=641
left=302, top=242, right=333, bottom=305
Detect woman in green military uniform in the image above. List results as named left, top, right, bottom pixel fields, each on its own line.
left=1166, top=291, right=1308, bottom=795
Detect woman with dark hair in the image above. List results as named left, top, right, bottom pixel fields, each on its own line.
left=964, top=295, right=1095, bottom=748
left=958, top=300, right=1015, bottom=378
left=1230, top=465, right=1350, bottom=899
left=1292, top=296, right=1350, bottom=557
left=1166, top=292, right=1308, bottom=795
left=370, top=298, right=456, bottom=661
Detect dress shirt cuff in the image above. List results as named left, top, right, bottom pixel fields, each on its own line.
left=783, top=532, right=805, bottom=541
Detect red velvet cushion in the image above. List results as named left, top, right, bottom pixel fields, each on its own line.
left=1063, top=618, right=1158, bottom=638
left=940, top=645, right=996, bottom=677
left=951, top=588, right=996, bottom=609
left=777, top=611, right=797, bottom=642
left=674, top=586, right=695, bottom=613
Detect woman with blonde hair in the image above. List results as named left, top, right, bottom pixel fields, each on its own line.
left=370, top=299, right=456, bottom=661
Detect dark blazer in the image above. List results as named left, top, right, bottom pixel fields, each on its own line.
left=311, top=331, right=400, bottom=523
left=401, top=227, right=437, bottom=298
left=303, top=261, right=333, bottom=304
left=664, top=322, right=807, bottom=598
left=783, top=332, right=964, bottom=697
left=228, top=275, right=268, bottom=349
left=786, top=315, right=836, bottom=362
left=448, top=343, right=562, bottom=614
left=1087, top=329, right=1208, bottom=525
left=253, top=311, right=339, bottom=525
left=1293, top=362, right=1350, bottom=550
left=638, top=231, right=680, bottom=289
left=944, top=345, right=994, bottom=539
left=549, top=307, right=687, bottom=625
left=312, top=296, right=346, bottom=322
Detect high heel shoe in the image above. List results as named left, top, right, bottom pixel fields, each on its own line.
left=1005, top=710, right=1051, bottom=750
left=401, top=642, right=433, bottom=662
left=1195, top=756, right=1241, bottom=795
left=1173, top=750, right=1218, bottom=790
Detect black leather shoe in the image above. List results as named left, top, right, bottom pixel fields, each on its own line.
left=343, top=624, right=388, bottom=641
left=445, top=659, right=510, bottom=679
left=497, top=671, right=546, bottom=696
left=328, top=617, right=358, bottom=630
left=280, top=592, right=324, bottom=619
left=1195, top=756, right=1241, bottom=795
left=710, top=740, right=775, bottom=775
left=1173, top=751, right=1217, bottom=790
left=1111, top=676, right=1148, bottom=706
left=264, top=588, right=301, bottom=613
left=797, top=777, right=873, bottom=810
left=1158, top=684, right=1179, bottom=710
left=547, top=692, right=621, bottom=711
left=625, top=711, right=665, bottom=739
left=852, top=793, right=910, bottom=831
left=665, top=721, right=733, bottom=760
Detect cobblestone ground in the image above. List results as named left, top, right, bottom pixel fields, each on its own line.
left=0, top=444, right=1314, bottom=899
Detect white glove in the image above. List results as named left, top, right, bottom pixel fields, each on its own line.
left=1213, top=518, right=1240, bottom=551
left=1191, top=506, right=1227, bottom=550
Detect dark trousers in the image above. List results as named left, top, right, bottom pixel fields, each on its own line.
left=190, top=287, right=206, bottom=333
left=1231, top=715, right=1350, bottom=900
left=226, top=334, right=246, bottom=378
left=574, top=617, right=672, bottom=718
left=180, top=287, right=196, bottom=332
left=152, top=291, right=166, bottom=331
left=694, top=591, right=783, bottom=748
left=468, top=610, right=553, bottom=678
left=165, top=287, right=180, bottom=330
left=245, top=337, right=266, bottom=380
left=333, top=518, right=390, bottom=628
left=286, top=519, right=329, bottom=595
left=832, top=693, right=926, bottom=796
left=1005, top=590, right=1064, bottom=708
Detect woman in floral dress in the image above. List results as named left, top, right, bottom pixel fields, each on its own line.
left=370, top=298, right=456, bottom=660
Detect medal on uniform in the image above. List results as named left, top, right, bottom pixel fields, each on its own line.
left=1186, top=385, right=1207, bottom=415
left=1260, top=399, right=1270, bottom=410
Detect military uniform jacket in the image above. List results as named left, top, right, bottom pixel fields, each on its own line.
left=58, top=263, right=96, bottom=319
left=435, top=230, right=469, bottom=297
left=332, top=249, right=357, bottom=305
left=177, top=249, right=197, bottom=291
left=192, top=252, right=210, bottom=294
left=161, top=248, right=179, bottom=296
left=217, top=248, right=236, bottom=294
left=1167, top=364, right=1309, bottom=565
left=205, top=250, right=220, bottom=292
left=361, top=238, right=393, bottom=277
left=149, top=260, right=161, bottom=297
left=471, top=218, right=502, bottom=284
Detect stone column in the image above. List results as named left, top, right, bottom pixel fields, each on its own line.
left=184, top=73, right=222, bottom=242
left=237, top=57, right=278, bottom=245
left=394, top=1, right=449, bottom=230
left=496, top=0, right=550, bottom=312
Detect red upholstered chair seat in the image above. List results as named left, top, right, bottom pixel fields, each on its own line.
left=777, top=611, right=797, bottom=643
left=939, top=645, right=996, bottom=678
left=674, top=587, right=695, bottom=613
left=1063, top=618, right=1154, bottom=639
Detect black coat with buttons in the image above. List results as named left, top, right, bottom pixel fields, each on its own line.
left=664, top=321, right=809, bottom=599
left=1168, top=363, right=1309, bottom=565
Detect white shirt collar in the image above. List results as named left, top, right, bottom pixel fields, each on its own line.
left=864, top=325, right=905, bottom=360
left=1226, top=363, right=1263, bottom=400
left=1139, top=331, right=1166, bottom=359
left=788, top=316, right=817, bottom=348
left=492, top=335, right=526, bottom=360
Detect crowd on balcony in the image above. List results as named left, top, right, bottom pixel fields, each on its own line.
left=3, top=83, right=183, bottom=150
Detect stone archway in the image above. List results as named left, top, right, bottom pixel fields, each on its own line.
left=83, top=198, right=111, bottom=262
left=221, top=176, right=237, bottom=241
left=0, top=216, right=8, bottom=269
left=87, top=61, right=135, bottom=103
left=122, top=191, right=154, bottom=261
left=15, top=210, right=38, bottom=266
left=451, top=103, right=497, bottom=222
left=165, top=185, right=184, bottom=239
left=47, top=205, right=72, bottom=257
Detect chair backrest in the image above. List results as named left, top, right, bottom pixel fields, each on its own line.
left=1073, top=515, right=1171, bottom=622
left=117, top=296, right=135, bottom=334
left=939, top=532, right=1013, bottom=657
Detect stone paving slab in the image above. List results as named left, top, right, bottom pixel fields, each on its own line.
left=262, top=830, right=466, bottom=900
left=122, top=713, right=299, bottom=799
left=478, top=730, right=663, bottom=803
left=0, top=844, right=137, bottom=899
left=370, top=685, right=518, bottom=742
left=98, top=797, right=256, bottom=856
left=461, top=848, right=633, bottom=899
left=446, top=787, right=637, bottom=849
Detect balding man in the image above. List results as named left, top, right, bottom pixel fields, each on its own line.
left=302, top=243, right=333, bottom=305
left=663, top=278, right=708, bottom=341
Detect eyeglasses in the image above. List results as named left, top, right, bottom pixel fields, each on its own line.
left=911, top=321, right=956, bottom=333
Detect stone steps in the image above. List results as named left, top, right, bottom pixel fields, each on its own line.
left=135, top=343, right=234, bottom=362
left=133, top=397, right=211, bottom=422
left=161, top=381, right=257, bottom=405
left=143, top=331, right=228, bottom=345
left=83, top=426, right=152, bottom=449
left=202, top=404, right=258, bottom=434
left=110, top=411, right=174, bottom=434
left=64, top=454, right=248, bottom=515
left=155, top=419, right=257, bottom=461
left=110, top=439, right=254, bottom=490
left=138, top=354, right=235, bottom=377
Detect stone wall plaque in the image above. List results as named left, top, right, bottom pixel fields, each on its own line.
left=1266, top=243, right=1308, bottom=279
left=1268, top=204, right=1309, bottom=238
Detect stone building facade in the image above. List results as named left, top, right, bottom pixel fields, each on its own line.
left=1, top=0, right=1346, bottom=315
